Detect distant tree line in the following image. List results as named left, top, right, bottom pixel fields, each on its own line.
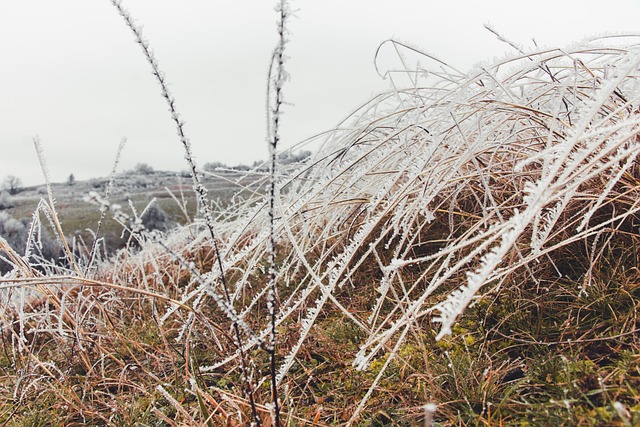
left=203, top=150, right=312, bottom=172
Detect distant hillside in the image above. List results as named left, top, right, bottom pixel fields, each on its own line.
left=0, top=168, right=266, bottom=270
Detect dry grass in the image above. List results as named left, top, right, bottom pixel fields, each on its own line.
left=1, top=35, right=640, bottom=425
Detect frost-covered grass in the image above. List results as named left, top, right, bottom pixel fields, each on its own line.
left=1, top=17, right=640, bottom=427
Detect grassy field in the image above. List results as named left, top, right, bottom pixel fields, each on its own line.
left=3, top=170, right=265, bottom=253
left=2, top=166, right=639, bottom=426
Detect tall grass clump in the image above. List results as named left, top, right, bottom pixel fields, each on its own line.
left=1, top=4, right=640, bottom=424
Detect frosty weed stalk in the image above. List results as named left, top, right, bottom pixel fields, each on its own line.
left=109, top=0, right=263, bottom=424
left=265, top=1, right=291, bottom=425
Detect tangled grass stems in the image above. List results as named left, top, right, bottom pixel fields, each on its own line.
left=1, top=15, right=640, bottom=425
left=214, top=37, right=640, bottom=417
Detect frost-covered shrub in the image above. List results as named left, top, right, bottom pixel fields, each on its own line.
left=0, top=212, right=27, bottom=272
left=0, top=191, right=14, bottom=210
left=0, top=212, right=27, bottom=252
left=88, top=178, right=106, bottom=189
left=134, top=177, right=149, bottom=188
left=133, top=163, right=154, bottom=175
left=141, top=203, right=172, bottom=232
left=0, top=211, right=64, bottom=273
left=1, top=175, right=22, bottom=195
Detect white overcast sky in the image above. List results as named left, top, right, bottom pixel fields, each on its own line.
left=1, top=0, right=639, bottom=186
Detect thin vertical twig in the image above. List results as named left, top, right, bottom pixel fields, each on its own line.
left=86, top=137, right=127, bottom=274
left=108, top=1, right=261, bottom=424
left=266, top=1, right=290, bottom=426
left=33, top=137, right=84, bottom=277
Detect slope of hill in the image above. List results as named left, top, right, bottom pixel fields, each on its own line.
left=0, top=169, right=265, bottom=264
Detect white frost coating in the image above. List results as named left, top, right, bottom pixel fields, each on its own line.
left=276, top=297, right=322, bottom=384
left=577, top=144, right=640, bottom=232
left=531, top=197, right=568, bottom=256
left=432, top=217, right=525, bottom=340
left=4, top=37, right=640, bottom=424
